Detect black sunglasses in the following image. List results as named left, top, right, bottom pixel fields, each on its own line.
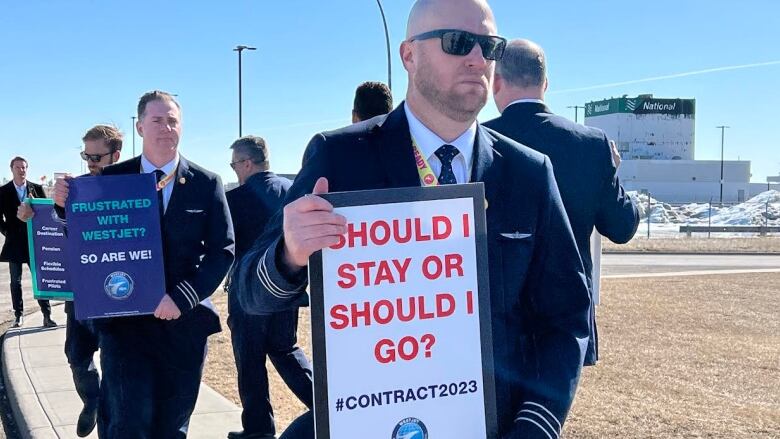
left=409, top=29, right=507, bottom=61
left=229, top=158, right=250, bottom=170
left=80, top=151, right=113, bottom=163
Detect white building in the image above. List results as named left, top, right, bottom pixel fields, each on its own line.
left=618, top=159, right=751, bottom=203
left=585, top=94, right=753, bottom=203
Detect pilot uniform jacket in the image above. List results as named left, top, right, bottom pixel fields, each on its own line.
left=484, top=101, right=640, bottom=365
left=94, top=155, right=234, bottom=438
left=98, top=155, right=235, bottom=341
left=235, top=104, right=590, bottom=439
left=0, top=180, right=45, bottom=263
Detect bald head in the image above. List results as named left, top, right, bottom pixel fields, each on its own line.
left=406, top=0, right=496, bottom=39
left=496, top=39, right=547, bottom=88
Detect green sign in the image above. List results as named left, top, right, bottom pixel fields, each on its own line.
left=585, top=96, right=695, bottom=117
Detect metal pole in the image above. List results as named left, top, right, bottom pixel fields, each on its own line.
left=708, top=198, right=712, bottom=239
left=717, top=125, right=729, bottom=205
left=238, top=50, right=243, bottom=137
left=234, top=45, right=257, bottom=137
left=567, top=105, right=584, bottom=123
left=131, top=116, right=137, bottom=157
left=376, top=0, right=392, bottom=91
left=647, top=192, right=651, bottom=239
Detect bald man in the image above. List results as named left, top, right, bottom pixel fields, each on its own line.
left=236, top=1, right=590, bottom=438
left=485, top=40, right=639, bottom=366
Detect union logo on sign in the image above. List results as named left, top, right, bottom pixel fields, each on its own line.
left=104, top=271, right=134, bottom=300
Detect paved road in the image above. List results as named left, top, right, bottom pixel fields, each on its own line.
left=602, top=253, right=780, bottom=276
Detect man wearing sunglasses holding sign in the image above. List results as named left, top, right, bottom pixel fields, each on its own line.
left=19, top=124, right=124, bottom=436
left=235, top=1, right=589, bottom=438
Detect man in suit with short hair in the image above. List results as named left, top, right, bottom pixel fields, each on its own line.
left=352, top=81, right=394, bottom=123
left=54, top=91, right=235, bottom=438
left=226, top=135, right=312, bottom=439
left=0, top=156, right=55, bottom=328
left=484, top=39, right=640, bottom=366
left=235, top=1, right=590, bottom=438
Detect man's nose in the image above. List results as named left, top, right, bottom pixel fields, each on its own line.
left=464, top=42, right=488, bottom=68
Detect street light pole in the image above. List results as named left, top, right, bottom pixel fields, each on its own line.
left=717, top=125, right=730, bottom=205
left=567, top=105, right=584, bottom=123
left=234, top=45, right=256, bottom=137
left=375, top=0, right=392, bottom=91
left=130, top=116, right=137, bottom=157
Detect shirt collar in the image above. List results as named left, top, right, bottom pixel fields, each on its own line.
left=140, top=153, right=179, bottom=176
left=506, top=98, right=545, bottom=109
left=14, top=181, right=26, bottom=191
left=403, top=102, right=476, bottom=164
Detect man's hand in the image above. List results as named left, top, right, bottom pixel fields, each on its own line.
left=609, top=140, right=622, bottom=168
left=154, top=294, right=182, bottom=320
left=281, top=177, right=347, bottom=270
left=54, top=175, right=73, bottom=208
left=17, top=203, right=34, bottom=222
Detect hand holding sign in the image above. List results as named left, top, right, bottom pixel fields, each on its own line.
left=54, top=174, right=73, bottom=208
left=154, top=294, right=181, bottom=320
left=17, top=202, right=34, bottom=221
left=282, top=177, right=347, bottom=270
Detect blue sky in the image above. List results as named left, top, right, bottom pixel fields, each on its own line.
left=2, top=0, right=779, bottom=184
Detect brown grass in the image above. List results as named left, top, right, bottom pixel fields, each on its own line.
left=566, top=273, right=780, bottom=438
left=603, top=237, right=780, bottom=254
left=204, top=273, right=780, bottom=437
left=204, top=291, right=311, bottom=431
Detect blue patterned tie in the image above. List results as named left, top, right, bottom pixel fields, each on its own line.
left=434, top=144, right=459, bottom=185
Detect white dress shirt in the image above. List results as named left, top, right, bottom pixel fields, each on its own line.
left=14, top=182, right=27, bottom=202
left=140, top=153, right=179, bottom=212
left=404, top=103, right=476, bottom=184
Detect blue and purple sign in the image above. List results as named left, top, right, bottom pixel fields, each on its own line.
left=66, top=174, right=166, bottom=320
left=26, top=198, right=72, bottom=301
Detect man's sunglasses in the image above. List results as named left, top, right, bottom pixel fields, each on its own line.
left=229, top=158, right=250, bottom=170
left=409, top=29, right=507, bottom=61
left=80, top=151, right=112, bottom=163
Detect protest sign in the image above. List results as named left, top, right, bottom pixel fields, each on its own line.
left=309, top=183, right=497, bottom=439
left=66, top=174, right=166, bottom=319
left=25, top=198, right=72, bottom=300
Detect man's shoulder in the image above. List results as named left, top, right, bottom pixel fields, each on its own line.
left=101, top=157, right=140, bottom=175
left=487, top=111, right=609, bottom=163
left=318, top=115, right=386, bottom=145
left=483, top=126, right=549, bottom=168
left=182, top=158, right=220, bottom=182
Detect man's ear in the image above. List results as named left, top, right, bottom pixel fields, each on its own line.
left=400, top=41, right=415, bottom=72
left=493, top=72, right=503, bottom=96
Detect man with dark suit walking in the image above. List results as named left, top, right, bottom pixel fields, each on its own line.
left=234, top=1, right=590, bottom=438
left=54, top=91, right=235, bottom=438
left=0, top=156, right=55, bottom=328
left=225, top=136, right=312, bottom=439
left=20, top=125, right=124, bottom=436
left=484, top=39, right=640, bottom=366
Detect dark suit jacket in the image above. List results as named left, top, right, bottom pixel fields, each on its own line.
left=235, top=104, right=590, bottom=438
left=484, top=102, right=640, bottom=365
left=0, top=181, right=45, bottom=263
left=226, top=171, right=290, bottom=317
left=226, top=171, right=291, bottom=261
left=98, top=156, right=235, bottom=344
